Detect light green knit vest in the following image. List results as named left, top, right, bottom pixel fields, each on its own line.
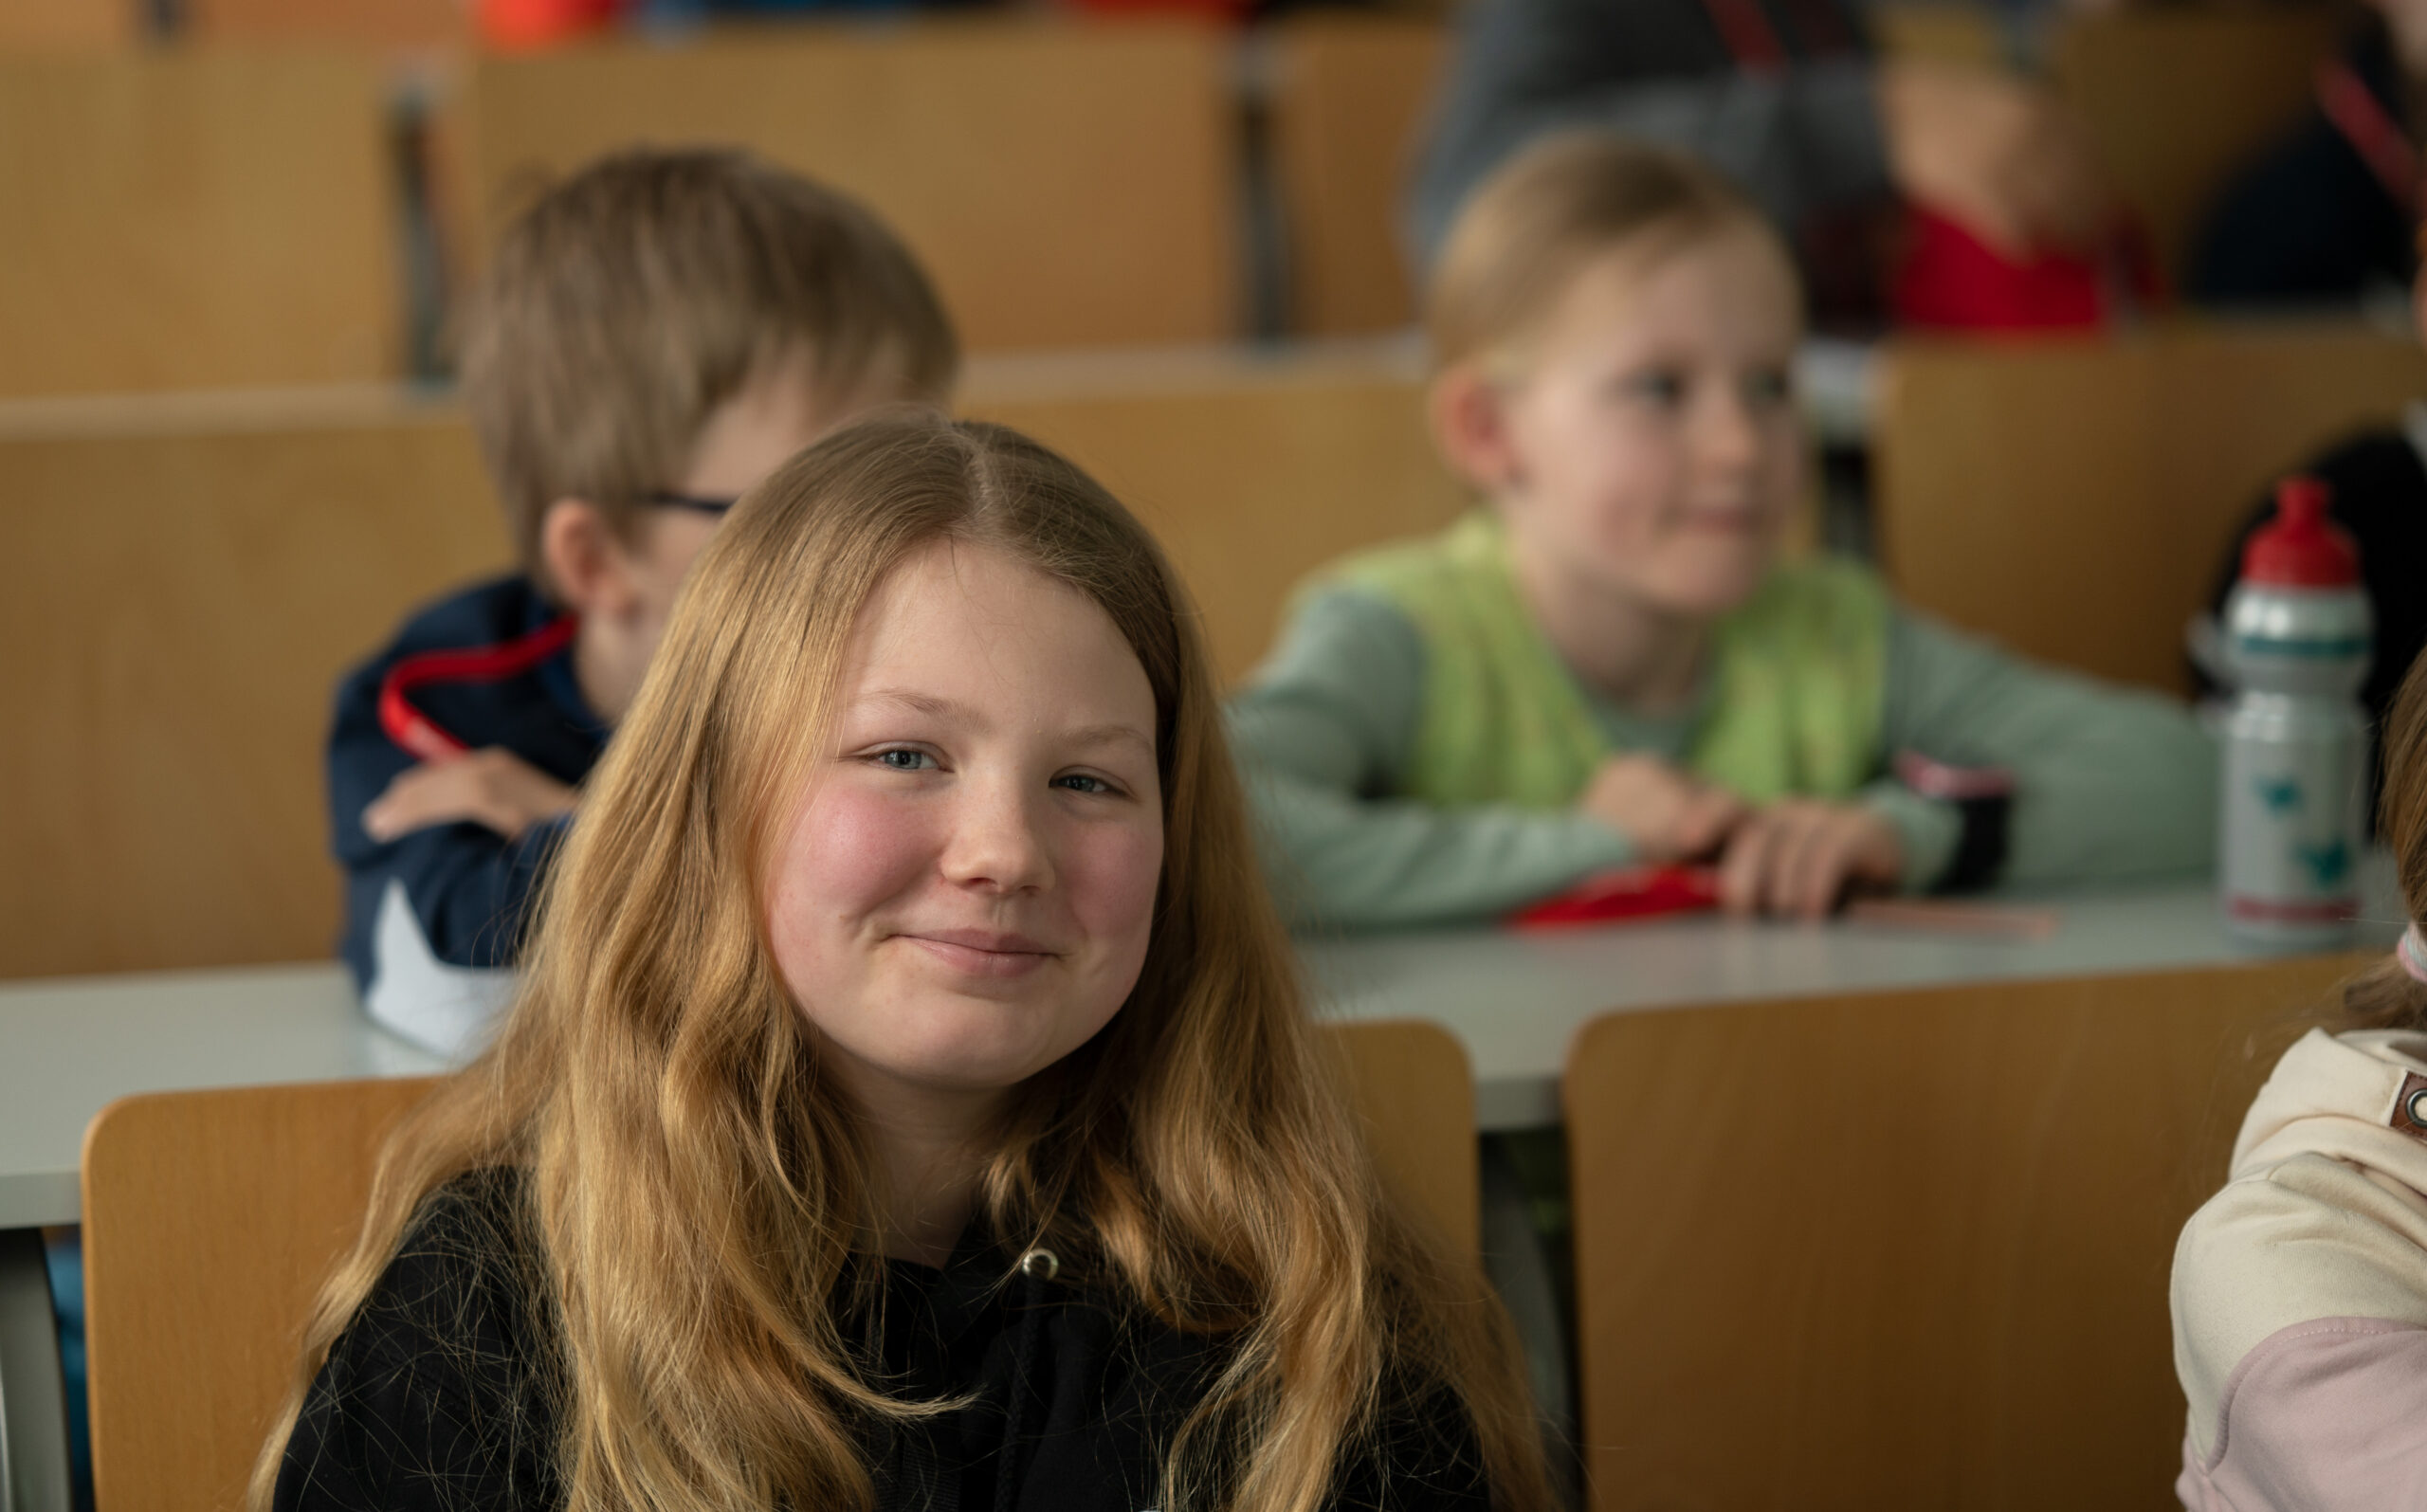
left=1325, top=513, right=1890, bottom=808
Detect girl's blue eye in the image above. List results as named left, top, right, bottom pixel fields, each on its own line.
left=1745, top=368, right=1793, bottom=408
left=1053, top=774, right=1116, bottom=795
left=874, top=749, right=932, bottom=772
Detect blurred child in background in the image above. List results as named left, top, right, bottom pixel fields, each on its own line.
left=2172, top=646, right=2427, bottom=1506
left=329, top=147, right=958, bottom=1056
left=1233, top=132, right=2216, bottom=930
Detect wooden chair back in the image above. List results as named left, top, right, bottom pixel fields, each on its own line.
left=1329, top=1017, right=1480, bottom=1257
left=82, top=1074, right=443, bottom=1512
left=1873, top=321, right=2427, bottom=693
left=0, top=390, right=504, bottom=978
left=458, top=19, right=1236, bottom=351
left=0, top=50, right=402, bottom=398
left=1565, top=953, right=2369, bottom=1510
left=1266, top=13, right=1447, bottom=337
left=78, top=1024, right=1469, bottom=1503
left=2051, top=9, right=2345, bottom=285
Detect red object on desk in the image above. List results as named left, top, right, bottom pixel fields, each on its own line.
left=1507, top=865, right=1723, bottom=931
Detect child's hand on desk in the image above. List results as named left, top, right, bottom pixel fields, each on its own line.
left=362, top=749, right=577, bottom=844
left=1716, top=800, right=1903, bottom=921
left=1578, top=754, right=1746, bottom=863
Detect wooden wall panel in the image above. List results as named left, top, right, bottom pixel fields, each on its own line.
left=183, top=0, right=465, bottom=47
left=1568, top=953, right=2368, bottom=1511
left=0, top=391, right=502, bottom=978
left=1873, top=321, right=2427, bottom=694
left=1267, top=13, right=1446, bottom=337
left=460, top=20, right=1238, bottom=350
left=0, top=50, right=404, bottom=397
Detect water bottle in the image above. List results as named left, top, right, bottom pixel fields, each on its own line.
left=2220, top=477, right=2372, bottom=947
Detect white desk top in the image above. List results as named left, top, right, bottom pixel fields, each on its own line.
left=0, top=963, right=442, bottom=1229
left=0, top=876, right=2400, bottom=1225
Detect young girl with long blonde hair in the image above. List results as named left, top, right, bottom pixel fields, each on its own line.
left=258, top=413, right=1552, bottom=1512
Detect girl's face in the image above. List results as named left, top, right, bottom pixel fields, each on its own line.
left=1490, top=226, right=1806, bottom=619
left=765, top=538, right=1164, bottom=1107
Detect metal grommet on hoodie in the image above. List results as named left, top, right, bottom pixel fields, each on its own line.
left=1018, top=1248, right=1060, bottom=1282
left=2395, top=1072, right=2427, bottom=1140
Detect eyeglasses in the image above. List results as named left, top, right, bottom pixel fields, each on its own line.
left=645, top=489, right=740, bottom=517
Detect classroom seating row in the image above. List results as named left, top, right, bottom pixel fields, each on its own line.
left=1, top=320, right=2421, bottom=981
left=66, top=952, right=2365, bottom=1509
left=0, top=3, right=2358, bottom=397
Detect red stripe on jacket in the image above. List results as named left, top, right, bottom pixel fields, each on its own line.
left=376, top=615, right=579, bottom=763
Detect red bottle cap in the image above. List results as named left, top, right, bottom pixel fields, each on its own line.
left=2242, top=477, right=2361, bottom=587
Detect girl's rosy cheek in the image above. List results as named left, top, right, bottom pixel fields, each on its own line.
left=794, top=780, right=939, bottom=908
left=1063, top=821, right=1164, bottom=938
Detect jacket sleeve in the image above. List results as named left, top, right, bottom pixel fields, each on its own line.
left=1876, top=608, right=2217, bottom=890
left=1228, top=587, right=1635, bottom=929
left=1328, top=1381, right=1496, bottom=1512
left=327, top=663, right=557, bottom=1056
left=1408, top=0, right=1890, bottom=263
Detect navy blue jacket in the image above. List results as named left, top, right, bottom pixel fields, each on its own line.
left=328, top=576, right=605, bottom=1053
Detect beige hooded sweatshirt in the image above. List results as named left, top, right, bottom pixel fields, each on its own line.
left=2173, top=1027, right=2427, bottom=1507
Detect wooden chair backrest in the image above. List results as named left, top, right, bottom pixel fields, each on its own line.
left=1329, top=1017, right=1480, bottom=1257
left=1266, top=13, right=1447, bottom=337
left=81, top=1074, right=443, bottom=1512
left=2051, top=9, right=2345, bottom=285
left=79, top=1024, right=1471, bottom=1504
left=1565, top=952, right=2369, bottom=1510
left=0, top=50, right=401, bottom=398
left=1873, top=321, right=2427, bottom=693
left=0, top=0, right=136, bottom=49
left=0, top=391, right=504, bottom=978
left=458, top=19, right=1236, bottom=351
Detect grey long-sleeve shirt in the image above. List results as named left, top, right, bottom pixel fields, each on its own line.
left=1408, top=0, right=1894, bottom=264
left=1230, top=583, right=2218, bottom=929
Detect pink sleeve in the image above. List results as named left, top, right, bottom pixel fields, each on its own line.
left=2179, top=1319, right=2427, bottom=1510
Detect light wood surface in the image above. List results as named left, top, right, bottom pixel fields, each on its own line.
left=1329, top=1017, right=1480, bottom=1258
left=81, top=1074, right=441, bottom=1512
left=0, top=50, right=403, bottom=397
left=1267, top=13, right=1446, bottom=337
left=2052, top=9, right=2345, bottom=285
left=1873, top=320, right=2427, bottom=693
left=182, top=0, right=465, bottom=46
left=1871, top=3, right=2002, bottom=68
left=1565, top=952, right=2367, bottom=1510
left=0, top=0, right=134, bottom=49
left=968, top=344, right=1465, bottom=683
left=457, top=18, right=1237, bottom=351
left=0, top=390, right=504, bottom=978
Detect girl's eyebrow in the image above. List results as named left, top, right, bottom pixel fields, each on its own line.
left=855, top=688, right=1151, bottom=754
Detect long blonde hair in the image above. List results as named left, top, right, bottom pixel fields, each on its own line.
left=256, top=413, right=1553, bottom=1512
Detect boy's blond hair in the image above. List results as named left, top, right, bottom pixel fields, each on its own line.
left=460, top=147, right=958, bottom=596
left=1427, top=131, right=1786, bottom=373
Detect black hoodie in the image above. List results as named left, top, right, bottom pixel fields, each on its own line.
left=270, top=1171, right=1496, bottom=1512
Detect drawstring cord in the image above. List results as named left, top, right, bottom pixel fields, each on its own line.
left=993, top=1248, right=1059, bottom=1512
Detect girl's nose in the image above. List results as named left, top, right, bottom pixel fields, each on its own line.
left=938, top=773, right=1054, bottom=895
left=1696, top=385, right=1765, bottom=475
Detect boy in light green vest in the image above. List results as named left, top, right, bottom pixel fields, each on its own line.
left=1231, top=131, right=2217, bottom=927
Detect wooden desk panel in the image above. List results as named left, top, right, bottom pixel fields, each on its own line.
left=0, top=51, right=403, bottom=397
left=459, top=20, right=1238, bottom=350
left=0, top=392, right=503, bottom=977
